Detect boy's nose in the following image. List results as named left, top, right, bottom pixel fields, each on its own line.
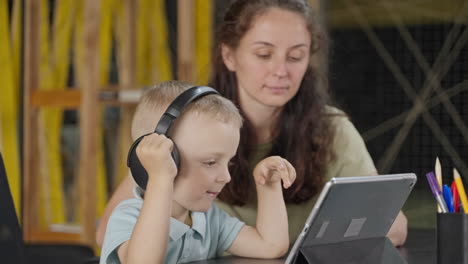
left=216, top=169, right=231, bottom=183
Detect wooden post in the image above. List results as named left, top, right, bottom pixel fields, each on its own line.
left=177, top=0, right=195, bottom=82
left=114, top=0, right=136, bottom=190
left=22, top=0, right=41, bottom=242
left=118, top=0, right=136, bottom=87
left=79, top=0, right=100, bottom=246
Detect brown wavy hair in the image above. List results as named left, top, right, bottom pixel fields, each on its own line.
left=210, top=0, right=336, bottom=205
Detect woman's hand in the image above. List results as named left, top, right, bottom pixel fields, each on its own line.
left=253, top=156, right=296, bottom=189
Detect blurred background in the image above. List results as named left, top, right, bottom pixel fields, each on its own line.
left=0, top=0, right=467, bottom=253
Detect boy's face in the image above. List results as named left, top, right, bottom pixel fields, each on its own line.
left=170, top=112, right=240, bottom=216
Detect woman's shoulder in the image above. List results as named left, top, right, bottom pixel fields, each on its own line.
left=324, top=106, right=355, bottom=135
left=323, top=106, right=377, bottom=178
left=323, top=105, right=364, bottom=147
left=324, top=105, right=346, bottom=116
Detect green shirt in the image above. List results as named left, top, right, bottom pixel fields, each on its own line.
left=215, top=108, right=376, bottom=243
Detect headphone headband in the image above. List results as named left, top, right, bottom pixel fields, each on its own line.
left=154, top=86, right=219, bottom=135
left=127, top=85, right=220, bottom=190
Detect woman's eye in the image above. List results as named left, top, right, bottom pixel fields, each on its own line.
left=288, top=50, right=305, bottom=62
left=288, top=56, right=302, bottom=62
left=256, top=54, right=271, bottom=59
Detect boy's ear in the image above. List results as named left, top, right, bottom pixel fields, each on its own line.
left=221, top=44, right=236, bottom=72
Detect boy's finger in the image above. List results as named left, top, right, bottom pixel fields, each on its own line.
left=281, top=173, right=291, bottom=189
left=256, top=174, right=266, bottom=185
left=262, top=166, right=270, bottom=178
left=268, top=160, right=285, bottom=174
left=284, top=160, right=296, bottom=187
left=274, top=159, right=289, bottom=188
left=162, top=138, right=174, bottom=151
left=254, top=166, right=269, bottom=185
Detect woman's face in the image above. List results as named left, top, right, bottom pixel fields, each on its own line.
left=222, top=7, right=311, bottom=110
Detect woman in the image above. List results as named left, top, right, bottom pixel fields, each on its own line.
left=96, top=0, right=407, bottom=247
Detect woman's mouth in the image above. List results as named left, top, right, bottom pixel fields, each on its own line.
left=265, top=85, right=289, bottom=94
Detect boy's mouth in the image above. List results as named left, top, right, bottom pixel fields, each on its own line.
left=206, top=191, right=220, bottom=198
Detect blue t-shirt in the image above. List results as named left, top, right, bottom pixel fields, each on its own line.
left=100, top=188, right=245, bottom=264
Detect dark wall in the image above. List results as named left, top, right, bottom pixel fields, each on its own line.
left=329, top=24, right=468, bottom=188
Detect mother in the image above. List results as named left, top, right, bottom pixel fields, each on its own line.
left=96, top=0, right=407, bottom=247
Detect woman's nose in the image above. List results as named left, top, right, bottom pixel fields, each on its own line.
left=272, top=59, right=288, bottom=77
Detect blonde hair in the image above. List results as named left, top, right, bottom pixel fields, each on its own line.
left=131, top=80, right=243, bottom=140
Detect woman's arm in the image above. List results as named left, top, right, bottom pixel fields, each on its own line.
left=96, top=174, right=135, bottom=246
left=331, top=114, right=408, bottom=246
left=387, top=210, right=408, bottom=246
left=367, top=170, right=408, bottom=246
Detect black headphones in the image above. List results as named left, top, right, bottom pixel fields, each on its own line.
left=127, top=86, right=219, bottom=190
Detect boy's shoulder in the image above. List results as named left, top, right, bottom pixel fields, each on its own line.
left=205, top=203, right=233, bottom=223
left=100, top=197, right=144, bottom=264
left=111, top=187, right=145, bottom=215
left=107, top=197, right=144, bottom=228
left=205, top=203, right=245, bottom=233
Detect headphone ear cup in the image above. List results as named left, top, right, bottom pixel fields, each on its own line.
left=127, top=134, right=150, bottom=190
left=171, top=142, right=180, bottom=169
left=127, top=134, right=181, bottom=190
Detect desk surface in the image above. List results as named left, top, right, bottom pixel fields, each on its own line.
left=399, top=228, right=436, bottom=264
left=189, top=229, right=436, bottom=264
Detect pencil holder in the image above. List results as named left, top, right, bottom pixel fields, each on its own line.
left=437, top=213, right=468, bottom=264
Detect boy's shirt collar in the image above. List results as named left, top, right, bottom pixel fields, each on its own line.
left=169, top=212, right=206, bottom=240
left=133, top=186, right=207, bottom=241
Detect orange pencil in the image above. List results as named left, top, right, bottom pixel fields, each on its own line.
left=453, top=168, right=468, bottom=214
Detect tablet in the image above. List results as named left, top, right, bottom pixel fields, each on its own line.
left=285, top=173, right=417, bottom=264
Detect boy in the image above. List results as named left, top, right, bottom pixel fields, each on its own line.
left=100, top=81, right=296, bottom=263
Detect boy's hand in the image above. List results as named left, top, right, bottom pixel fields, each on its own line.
left=136, top=133, right=178, bottom=181
left=253, top=156, right=296, bottom=189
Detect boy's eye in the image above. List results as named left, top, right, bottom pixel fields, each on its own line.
left=203, top=161, right=216, bottom=167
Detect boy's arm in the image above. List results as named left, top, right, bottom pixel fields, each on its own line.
left=227, top=157, right=296, bottom=259
left=227, top=182, right=288, bottom=258
left=116, top=134, right=177, bottom=263
left=118, top=178, right=173, bottom=263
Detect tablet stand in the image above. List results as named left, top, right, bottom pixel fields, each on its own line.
left=294, top=237, right=406, bottom=264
